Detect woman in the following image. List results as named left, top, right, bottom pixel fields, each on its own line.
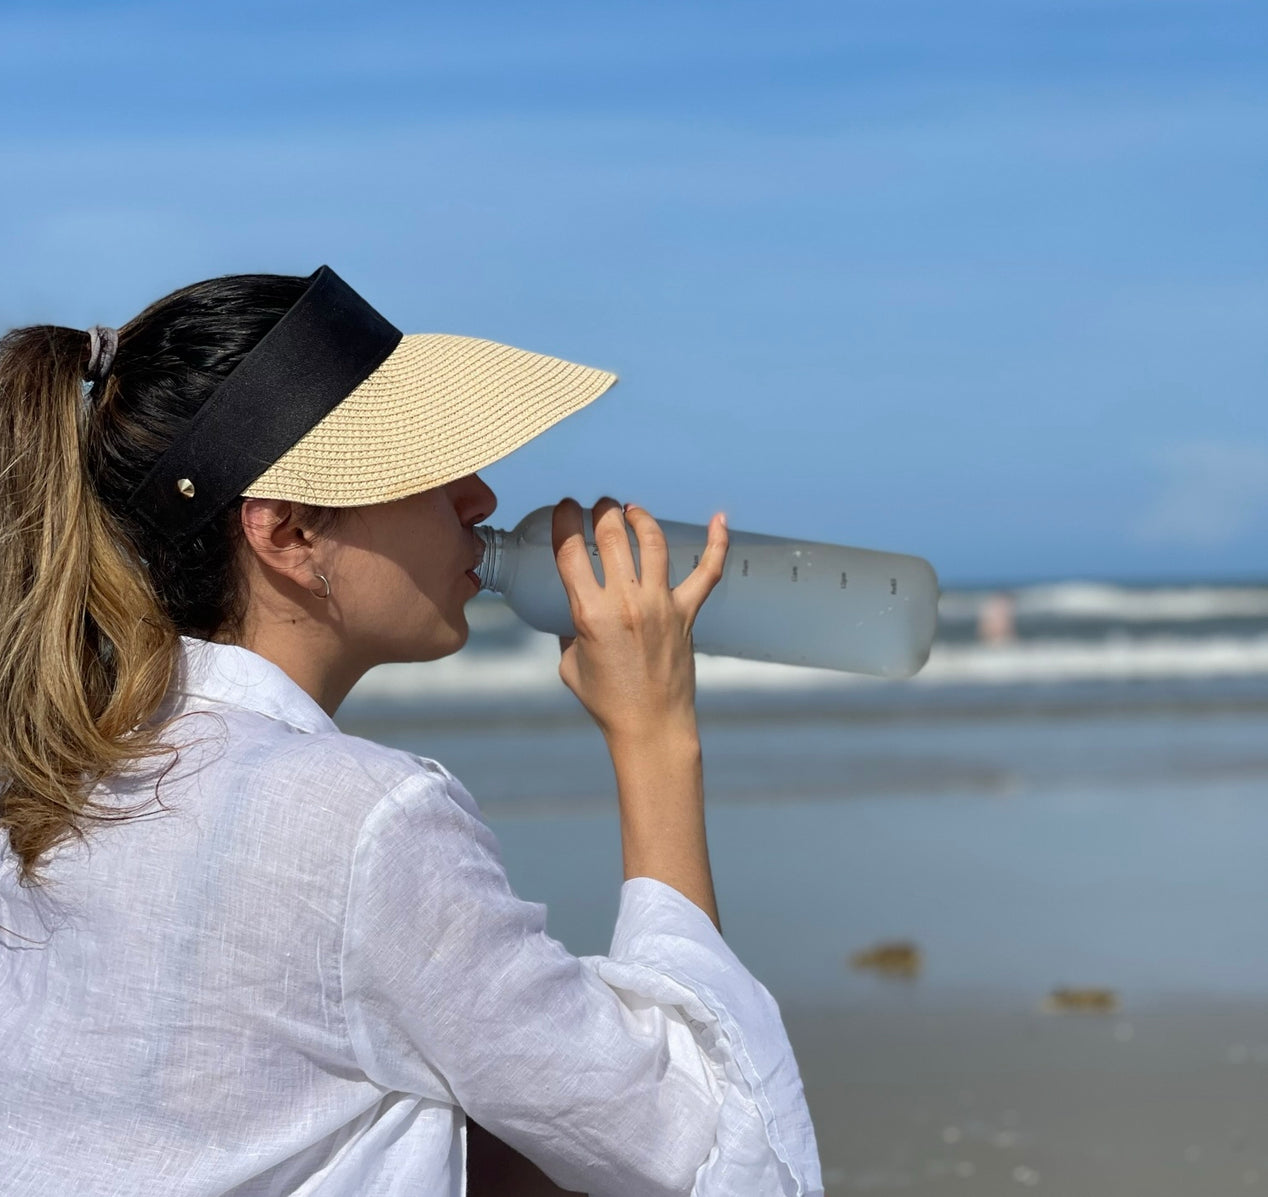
left=0, top=267, right=821, bottom=1195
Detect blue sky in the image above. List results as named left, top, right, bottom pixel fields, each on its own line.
left=1, top=0, right=1264, bottom=584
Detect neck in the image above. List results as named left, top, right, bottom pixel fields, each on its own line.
left=236, top=598, right=368, bottom=717
left=240, top=630, right=364, bottom=716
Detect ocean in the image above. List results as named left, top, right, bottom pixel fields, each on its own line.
left=348, top=578, right=1268, bottom=717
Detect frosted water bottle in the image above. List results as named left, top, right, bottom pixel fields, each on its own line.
left=474, top=506, right=939, bottom=678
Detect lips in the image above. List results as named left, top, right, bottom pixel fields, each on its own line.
left=465, top=546, right=483, bottom=588
left=462, top=533, right=486, bottom=590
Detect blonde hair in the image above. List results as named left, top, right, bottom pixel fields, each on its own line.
left=0, top=325, right=177, bottom=882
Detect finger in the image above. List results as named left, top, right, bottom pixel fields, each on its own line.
left=623, top=503, right=669, bottom=590
left=672, top=511, right=729, bottom=624
left=551, top=498, right=601, bottom=604
left=591, top=496, right=637, bottom=589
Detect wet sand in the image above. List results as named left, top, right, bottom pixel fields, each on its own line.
left=788, top=1002, right=1268, bottom=1195
left=358, top=685, right=1268, bottom=1195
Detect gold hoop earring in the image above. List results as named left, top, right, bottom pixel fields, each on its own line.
left=310, top=573, right=331, bottom=600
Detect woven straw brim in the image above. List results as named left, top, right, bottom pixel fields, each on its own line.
left=241, top=333, right=617, bottom=506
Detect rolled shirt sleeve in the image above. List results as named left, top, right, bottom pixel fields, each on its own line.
left=340, top=760, right=823, bottom=1197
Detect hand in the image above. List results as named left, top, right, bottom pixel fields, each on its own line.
left=551, top=497, right=729, bottom=746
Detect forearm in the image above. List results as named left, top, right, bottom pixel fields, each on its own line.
left=608, top=723, right=720, bottom=931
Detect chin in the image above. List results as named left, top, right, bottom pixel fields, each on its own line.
left=446, top=617, right=471, bottom=654
left=415, top=614, right=469, bottom=662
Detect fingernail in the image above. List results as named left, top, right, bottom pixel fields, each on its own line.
left=719, top=512, right=728, bottom=528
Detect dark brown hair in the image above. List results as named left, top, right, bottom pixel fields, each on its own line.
left=0, top=273, right=328, bottom=882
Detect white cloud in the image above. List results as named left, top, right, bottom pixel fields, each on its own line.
left=1135, top=441, right=1268, bottom=547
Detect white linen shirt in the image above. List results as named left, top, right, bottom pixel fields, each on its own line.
left=0, top=638, right=821, bottom=1196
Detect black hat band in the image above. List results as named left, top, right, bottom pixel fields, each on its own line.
left=127, top=266, right=402, bottom=545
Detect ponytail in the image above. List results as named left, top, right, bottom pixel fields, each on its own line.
left=0, top=326, right=177, bottom=882
left=0, top=274, right=316, bottom=882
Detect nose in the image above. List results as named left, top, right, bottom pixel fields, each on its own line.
left=453, top=472, right=498, bottom=527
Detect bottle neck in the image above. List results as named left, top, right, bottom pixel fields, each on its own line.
left=474, top=526, right=505, bottom=593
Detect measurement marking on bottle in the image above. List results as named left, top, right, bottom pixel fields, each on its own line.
left=791, top=565, right=799, bottom=583
left=890, top=578, right=898, bottom=595
left=840, top=572, right=848, bottom=589
left=742, top=559, right=750, bottom=577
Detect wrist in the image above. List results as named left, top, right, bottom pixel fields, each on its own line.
left=603, top=713, right=700, bottom=759
left=608, top=725, right=704, bottom=819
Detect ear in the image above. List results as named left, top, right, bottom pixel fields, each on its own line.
left=240, top=498, right=317, bottom=591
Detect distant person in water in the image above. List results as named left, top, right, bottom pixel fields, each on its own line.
left=978, top=592, right=1018, bottom=645
left=0, top=268, right=821, bottom=1196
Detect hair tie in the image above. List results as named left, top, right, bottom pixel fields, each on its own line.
left=84, top=325, right=120, bottom=397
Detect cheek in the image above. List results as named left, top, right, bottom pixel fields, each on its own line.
left=340, top=543, right=459, bottom=628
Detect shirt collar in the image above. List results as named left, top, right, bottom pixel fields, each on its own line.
left=175, top=637, right=338, bottom=735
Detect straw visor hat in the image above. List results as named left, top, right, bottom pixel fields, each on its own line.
left=127, top=266, right=616, bottom=544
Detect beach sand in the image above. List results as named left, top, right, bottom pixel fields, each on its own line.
left=481, top=769, right=1268, bottom=1196
left=351, top=680, right=1268, bottom=1196
left=787, top=1003, right=1268, bottom=1195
